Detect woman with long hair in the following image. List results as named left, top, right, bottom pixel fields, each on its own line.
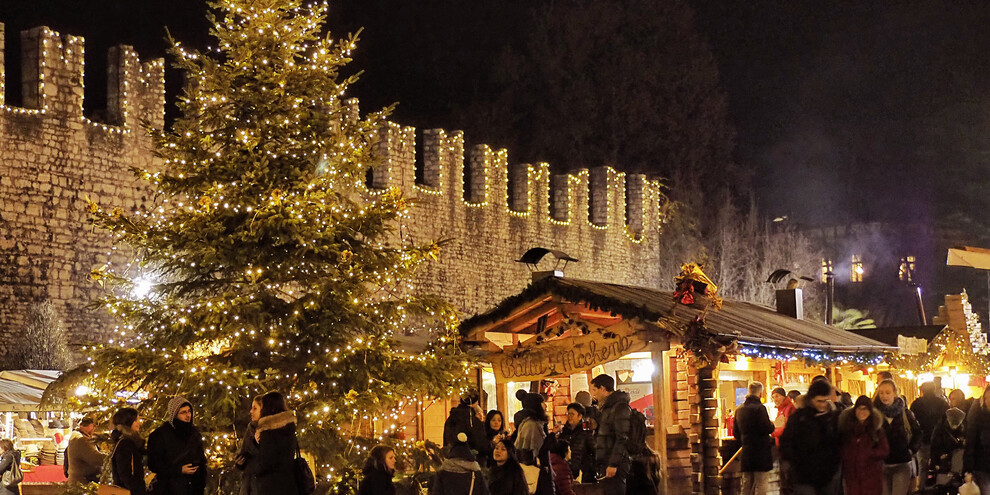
left=874, top=380, right=921, bottom=495
left=965, top=385, right=990, bottom=493
left=488, top=439, right=528, bottom=495
left=0, top=439, right=21, bottom=495
left=359, top=445, right=397, bottom=495
left=111, top=407, right=146, bottom=495
left=235, top=395, right=263, bottom=495
left=840, top=395, right=889, bottom=495
left=254, top=392, right=299, bottom=495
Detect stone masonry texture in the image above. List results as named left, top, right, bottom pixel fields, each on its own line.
left=0, top=25, right=665, bottom=363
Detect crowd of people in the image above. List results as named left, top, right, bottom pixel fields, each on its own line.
left=732, top=371, right=990, bottom=495
left=357, top=373, right=661, bottom=495
left=0, top=391, right=299, bottom=495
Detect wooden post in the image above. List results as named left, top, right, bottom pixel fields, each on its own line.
left=698, top=365, right=720, bottom=495
left=650, top=341, right=670, bottom=495
left=496, top=381, right=509, bottom=419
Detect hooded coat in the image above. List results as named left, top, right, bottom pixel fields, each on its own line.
left=254, top=410, right=299, bottom=495
left=839, top=406, right=889, bottom=495
left=595, top=389, right=632, bottom=471
left=732, top=395, right=775, bottom=472
left=442, top=403, right=488, bottom=455
left=874, top=396, right=922, bottom=465
left=779, top=403, right=841, bottom=486
left=147, top=397, right=207, bottom=495
left=111, top=426, right=147, bottom=495
left=0, top=450, right=20, bottom=495
left=930, top=410, right=965, bottom=476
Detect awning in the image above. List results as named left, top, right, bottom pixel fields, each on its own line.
left=0, top=370, right=61, bottom=412
left=461, top=277, right=894, bottom=353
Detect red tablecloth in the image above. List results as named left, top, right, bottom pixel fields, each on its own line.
left=22, top=465, right=67, bottom=483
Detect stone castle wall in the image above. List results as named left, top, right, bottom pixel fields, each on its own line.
left=0, top=24, right=664, bottom=361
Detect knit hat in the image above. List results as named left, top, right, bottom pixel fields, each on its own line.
left=806, top=380, right=833, bottom=401
left=515, top=389, right=544, bottom=411
left=853, top=395, right=873, bottom=410
left=166, top=396, right=193, bottom=427
left=448, top=432, right=476, bottom=462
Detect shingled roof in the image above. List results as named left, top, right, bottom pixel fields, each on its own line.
left=460, top=276, right=894, bottom=353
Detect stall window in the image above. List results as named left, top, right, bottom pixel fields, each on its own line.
left=481, top=368, right=498, bottom=412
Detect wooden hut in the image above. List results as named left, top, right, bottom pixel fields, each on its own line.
left=459, top=275, right=893, bottom=495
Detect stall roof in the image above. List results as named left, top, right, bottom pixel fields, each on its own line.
left=0, top=370, right=61, bottom=412
left=461, top=277, right=895, bottom=353
left=848, top=326, right=945, bottom=347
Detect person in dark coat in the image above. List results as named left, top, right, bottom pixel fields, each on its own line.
left=111, top=407, right=147, bottom=495
left=147, top=396, right=207, bottom=495
left=252, top=392, right=299, bottom=495
left=431, top=432, right=490, bottom=495
left=557, top=402, right=596, bottom=483
left=840, top=395, right=889, bottom=495
left=780, top=380, right=841, bottom=495
left=931, top=407, right=966, bottom=494
left=874, top=379, right=922, bottom=495
left=964, top=385, right=990, bottom=494
left=234, top=395, right=262, bottom=495
left=733, top=382, right=775, bottom=495
left=483, top=410, right=508, bottom=469
left=359, top=445, right=396, bottom=495
left=548, top=439, right=575, bottom=495
left=442, top=390, right=488, bottom=456
left=488, top=439, right=528, bottom=495
left=0, top=439, right=21, bottom=495
left=591, top=373, right=631, bottom=495
left=911, top=381, right=950, bottom=486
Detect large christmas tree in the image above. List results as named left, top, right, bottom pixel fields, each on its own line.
left=47, top=0, right=470, bottom=492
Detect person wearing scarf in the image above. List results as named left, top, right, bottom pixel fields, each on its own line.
left=873, top=380, right=921, bottom=495
left=840, top=395, right=889, bottom=495
left=148, top=396, right=208, bottom=495
left=253, top=391, right=299, bottom=495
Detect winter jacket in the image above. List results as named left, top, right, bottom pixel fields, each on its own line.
left=733, top=395, right=775, bottom=472
left=558, top=421, right=596, bottom=482
left=443, top=404, right=488, bottom=454
left=874, top=396, right=922, bottom=465
left=111, top=428, right=147, bottom=495
left=0, top=450, right=20, bottom=495
left=930, top=415, right=965, bottom=475
left=911, top=394, right=950, bottom=445
left=550, top=453, right=575, bottom=495
left=147, top=413, right=207, bottom=495
left=595, top=390, right=632, bottom=471
left=839, top=406, right=889, bottom=495
left=67, top=432, right=106, bottom=483
left=780, top=404, right=841, bottom=486
left=254, top=411, right=299, bottom=495
left=359, top=467, right=396, bottom=495
left=488, top=459, right=528, bottom=495
left=430, top=458, right=490, bottom=495
left=235, top=422, right=259, bottom=495
left=964, top=405, right=990, bottom=473
left=772, top=398, right=797, bottom=445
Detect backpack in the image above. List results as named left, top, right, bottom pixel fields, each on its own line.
left=2, top=453, right=24, bottom=488
left=627, top=408, right=649, bottom=456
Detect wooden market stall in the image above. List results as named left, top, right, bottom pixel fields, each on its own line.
left=459, top=274, right=894, bottom=495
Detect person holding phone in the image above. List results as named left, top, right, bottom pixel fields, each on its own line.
left=148, top=396, right=208, bottom=495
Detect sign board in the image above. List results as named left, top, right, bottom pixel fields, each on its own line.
left=897, top=334, right=928, bottom=355
left=490, top=322, right=649, bottom=383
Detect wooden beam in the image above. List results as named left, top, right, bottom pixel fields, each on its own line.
left=485, top=298, right=561, bottom=335
left=651, top=342, right=669, bottom=495
left=463, top=293, right=554, bottom=341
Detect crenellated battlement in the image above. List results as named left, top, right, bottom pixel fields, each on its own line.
left=374, top=121, right=666, bottom=241
left=0, top=23, right=165, bottom=133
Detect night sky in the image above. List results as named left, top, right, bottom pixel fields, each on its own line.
left=5, top=1, right=990, bottom=231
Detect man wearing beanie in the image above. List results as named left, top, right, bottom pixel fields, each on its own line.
left=147, top=396, right=208, bottom=495
left=780, top=380, right=841, bottom=495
